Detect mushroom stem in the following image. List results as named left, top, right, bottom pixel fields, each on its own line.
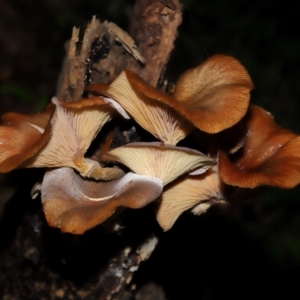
left=81, top=158, right=125, bottom=180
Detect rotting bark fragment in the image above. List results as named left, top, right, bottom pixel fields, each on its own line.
left=56, top=17, right=144, bottom=102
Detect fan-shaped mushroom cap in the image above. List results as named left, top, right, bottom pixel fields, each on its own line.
left=219, top=105, right=300, bottom=188
left=104, top=142, right=216, bottom=186
left=173, top=55, right=254, bottom=133
left=86, top=72, right=193, bottom=145
left=87, top=55, right=253, bottom=137
left=41, top=167, right=163, bottom=234
left=27, top=96, right=128, bottom=180
left=0, top=104, right=54, bottom=172
left=157, top=165, right=223, bottom=231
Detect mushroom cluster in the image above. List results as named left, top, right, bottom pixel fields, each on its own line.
left=1, top=54, right=300, bottom=234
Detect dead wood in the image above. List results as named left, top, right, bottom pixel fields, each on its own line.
left=129, top=0, right=182, bottom=87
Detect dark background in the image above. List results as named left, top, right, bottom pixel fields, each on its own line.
left=1, top=0, right=300, bottom=299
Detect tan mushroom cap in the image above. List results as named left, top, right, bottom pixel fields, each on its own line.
left=0, top=104, right=54, bottom=172
left=219, top=105, right=300, bottom=188
left=86, top=72, right=193, bottom=145
left=173, top=54, right=254, bottom=133
left=26, top=96, right=126, bottom=180
left=41, top=168, right=163, bottom=234
left=157, top=165, right=223, bottom=231
left=104, top=142, right=216, bottom=186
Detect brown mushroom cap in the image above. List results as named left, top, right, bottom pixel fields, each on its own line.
left=219, top=105, right=300, bottom=188
left=41, top=167, right=163, bottom=234
left=172, top=54, right=254, bottom=133
left=86, top=72, right=194, bottom=145
left=0, top=104, right=54, bottom=172
left=157, top=165, right=223, bottom=231
left=87, top=55, right=253, bottom=136
left=26, top=96, right=126, bottom=180
left=104, top=141, right=216, bottom=186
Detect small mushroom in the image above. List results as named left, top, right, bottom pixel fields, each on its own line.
left=26, top=96, right=129, bottom=180
left=156, top=164, right=224, bottom=231
left=219, top=105, right=300, bottom=188
left=41, top=167, right=163, bottom=234
left=0, top=104, right=54, bottom=172
left=86, top=72, right=193, bottom=145
left=104, top=142, right=216, bottom=186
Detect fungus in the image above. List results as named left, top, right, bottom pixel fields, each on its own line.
left=0, top=104, right=54, bottom=172
left=41, top=167, right=163, bottom=234
left=172, top=54, right=254, bottom=133
left=219, top=105, right=300, bottom=188
left=104, top=142, right=216, bottom=186
left=87, top=55, right=253, bottom=140
left=156, top=164, right=224, bottom=231
left=26, top=96, right=130, bottom=180
left=86, top=72, right=193, bottom=145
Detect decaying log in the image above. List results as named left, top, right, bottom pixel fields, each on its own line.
left=57, top=0, right=182, bottom=102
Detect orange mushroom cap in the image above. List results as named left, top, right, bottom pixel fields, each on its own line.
left=219, top=105, right=300, bottom=188
left=41, top=168, right=163, bottom=234
left=0, top=104, right=54, bottom=172
left=172, top=54, right=254, bottom=133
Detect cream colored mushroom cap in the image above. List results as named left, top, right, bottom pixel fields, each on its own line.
left=27, top=97, right=126, bottom=180
left=157, top=165, right=223, bottom=231
left=106, top=71, right=193, bottom=145
left=104, top=142, right=216, bottom=186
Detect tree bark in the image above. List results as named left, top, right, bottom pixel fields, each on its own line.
left=129, top=0, right=182, bottom=87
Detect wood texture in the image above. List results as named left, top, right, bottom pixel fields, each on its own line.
left=129, top=0, right=182, bottom=87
